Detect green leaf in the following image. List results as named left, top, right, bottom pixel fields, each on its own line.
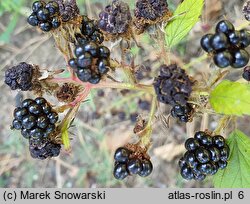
left=210, top=80, right=250, bottom=116
left=213, top=130, right=250, bottom=188
left=61, top=121, right=70, bottom=150
left=165, top=0, right=204, bottom=48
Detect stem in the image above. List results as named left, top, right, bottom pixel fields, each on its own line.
left=139, top=96, right=158, bottom=149
left=48, top=77, right=156, bottom=95
left=213, top=116, right=232, bottom=135
left=120, top=40, right=136, bottom=84
left=183, top=54, right=208, bottom=69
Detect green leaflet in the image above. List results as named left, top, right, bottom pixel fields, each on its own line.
left=213, top=130, right=250, bottom=188
left=61, top=121, right=70, bottom=150
left=210, top=80, right=250, bottom=116
left=165, top=0, right=204, bottom=48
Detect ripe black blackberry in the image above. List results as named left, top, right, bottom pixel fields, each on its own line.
left=12, top=97, right=59, bottom=140
left=54, top=0, right=79, bottom=22
left=133, top=0, right=171, bottom=34
left=113, top=145, right=153, bottom=180
left=200, top=20, right=250, bottom=68
left=98, top=0, right=132, bottom=38
left=68, top=41, right=110, bottom=84
left=27, top=1, right=61, bottom=32
left=171, top=103, right=194, bottom=123
left=5, top=62, right=34, bottom=91
left=77, top=16, right=104, bottom=44
left=29, top=137, right=61, bottom=160
left=179, top=131, right=229, bottom=181
left=153, top=64, right=193, bottom=106
left=242, top=66, right=250, bottom=81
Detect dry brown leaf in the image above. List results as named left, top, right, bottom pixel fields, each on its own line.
left=154, top=143, right=185, bottom=162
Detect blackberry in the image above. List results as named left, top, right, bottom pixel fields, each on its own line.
left=45, top=1, right=60, bottom=16
left=210, top=33, right=229, bottom=51
left=242, top=66, right=250, bottom=81
left=98, top=0, right=132, bottom=37
left=212, top=135, right=225, bottom=148
left=134, top=0, right=170, bottom=34
left=201, top=20, right=250, bottom=69
left=114, top=147, right=131, bottom=163
left=231, top=49, right=249, bottom=68
left=12, top=97, right=58, bottom=140
left=200, top=34, right=214, bottom=53
left=27, top=1, right=61, bottom=32
left=27, top=14, right=39, bottom=26
left=228, top=31, right=241, bottom=47
left=5, top=62, right=34, bottom=91
left=184, top=138, right=200, bottom=151
left=29, top=138, right=61, bottom=160
left=195, top=147, right=211, bottom=164
left=68, top=41, right=110, bottom=84
left=79, top=16, right=104, bottom=44
left=127, top=158, right=142, bottom=174
left=180, top=165, right=194, bottom=180
left=51, top=16, right=61, bottom=29
left=179, top=131, right=229, bottom=181
left=208, top=147, right=221, bottom=162
left=213, top=51, right=233, bottom=68
left=32, top=1, right=46, bottom=13
left=138, top=159, right=153, bottom=177
left=154, top=64, right=193, bottom=106
left=113, top=163, right=129, bottom=180
left=113, top=145, right=153, bottom=179
left=37, top=8, right=50, bottom=21
left=240, top=29, right=250, bottom=48
left=135, top=0, right=169, bottom=21
left=54, top=0, right=79, bottom=22
left=184, top=152, right=198, bottom=168
left=215, top=20, right=235, bottom=34
left=217, top=160, right=228, bottom=169
left=171, top=103, right=193, bottom=123
left=243, top=1, right=250, bottom=21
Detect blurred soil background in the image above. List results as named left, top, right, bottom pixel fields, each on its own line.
left=0, top=0, right=249, bottom=187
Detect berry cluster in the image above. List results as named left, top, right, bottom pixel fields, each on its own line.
left=77, top=15, right=104, bottom=45
left=200, top=20, right=250, bottom=68
left=179, top=131, right=229, bottom=181
left=98, top=0, right=132, bottom=36
left=27, top=1, right=61, bottom=32
left=113, top=146, right=153, bottom=180
left=12, top=97, right=58, bottom=139
left=171, top=104, right=193, bottom=123
left=54, top=0, right=79, bottom=22
left=5, top=62, right=34, bottom=91
left=12, top=97, right=60, bottom=159
left=68, top=40, right=110, bottom=84
left=153, top=64, right=193, bottom=106
left=29, top=137, right=61, bottom=160
left=133, top=0, right=170, bottom=34
left=242, top=66, right=250, bottom=81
